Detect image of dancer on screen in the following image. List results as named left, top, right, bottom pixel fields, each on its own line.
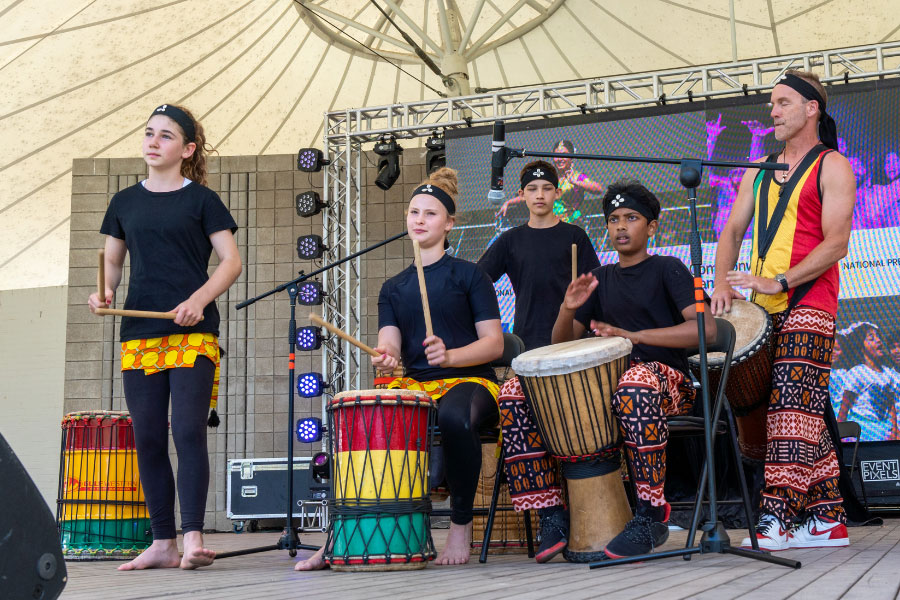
left=477, top=160, right=599, bottom=563
left=552, top=179, right=716, bottom=560
left=496, top=140, right=604, bottom=227
left=835, top=322, right=900, bottom=441
left=87, top=104, right=242, bottom=570
left=295, top=168, right=504, bottom=570
left=712, top=70, right=855, bottom=551
left=854, top=151, right=900, bottom=228
left=705, top=113, right=773, bottom=239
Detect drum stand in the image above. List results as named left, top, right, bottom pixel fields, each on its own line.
left=588, top=160, right=800, bottom=571
left=216, top=232, right=408, bottom=561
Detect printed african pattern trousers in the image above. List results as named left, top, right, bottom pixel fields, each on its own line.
left=611, top=362, right=695, bottom=507
left=761, top=306, right=845, bottom=524
left=498, top=377, right=564, bottom=511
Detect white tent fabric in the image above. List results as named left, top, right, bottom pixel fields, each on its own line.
left=0, top=0, right=897, bottom=289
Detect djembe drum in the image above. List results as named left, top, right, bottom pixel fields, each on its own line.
left=688, top=299, right=773, bottom=461
left=512, top=337, right=634, bottom=563
left=325, top=389, right=437, bottom=571
left=57, top=411, right=151, bottom=560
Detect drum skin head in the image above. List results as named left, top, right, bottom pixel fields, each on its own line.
left=690, top=299, right=772, bottom=366
left=512, top=337, right=632, bottom=377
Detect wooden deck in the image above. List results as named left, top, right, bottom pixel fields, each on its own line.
left=61, top=520, right=900, bottom=600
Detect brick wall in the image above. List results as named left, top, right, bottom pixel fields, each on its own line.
left=65, top=149, right=428, bottom=530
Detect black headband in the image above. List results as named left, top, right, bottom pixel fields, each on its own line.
left=521, top=165, right=559, bottom=189
left=603, top=192, right=659, bottom=222
left=150, top=104, right=196, bottom=143
left=777, top=74, right=838, bottom=151
left=411, top=183, right=455, bottom=215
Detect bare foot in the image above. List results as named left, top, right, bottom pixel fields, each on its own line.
left=294, top=546, right=328, bottom=571
left=181, top=531, right=215, bottom=569
left=117, top=540, right=181, bottom=571
left=435, top=521, right=472, bottom=565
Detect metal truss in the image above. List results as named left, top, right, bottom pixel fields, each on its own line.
left=325, top=41, right=900, bottom=143
left=320, top=40, right=900, bottom=401
left=320, top=134, right=362, bottom=414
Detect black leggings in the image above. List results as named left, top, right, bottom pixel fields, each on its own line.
left=437, top=383, right=499, bottom=525
left=122, top=358, right=214, bottom=540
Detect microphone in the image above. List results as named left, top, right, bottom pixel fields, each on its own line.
left=488, top=121, right=507, bottom=205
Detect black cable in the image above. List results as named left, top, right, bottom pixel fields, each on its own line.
left=293, top=0, right=446, bottom=97
left=367, top=0, right=445, bottom=80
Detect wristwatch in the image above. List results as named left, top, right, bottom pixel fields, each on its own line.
left=774, top=273, right=789, bottom=293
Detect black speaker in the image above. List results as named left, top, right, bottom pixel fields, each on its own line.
left=0, top=431, right=67, bottom=600
left=843, top=441, right=900, bottom=504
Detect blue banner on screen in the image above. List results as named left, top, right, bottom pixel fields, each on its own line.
left=446, top=79, right=900, bottom=443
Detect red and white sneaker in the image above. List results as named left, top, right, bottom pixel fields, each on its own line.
left=789, top=516, right=849, bottom=548
left=740, top=514, right=791, bottom=551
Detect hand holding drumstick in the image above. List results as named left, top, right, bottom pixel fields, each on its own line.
left=412, top=240, right=448, bottom=366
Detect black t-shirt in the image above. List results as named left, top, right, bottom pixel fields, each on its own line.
left=100, top=181, right=238, bottom=342
left=477, top=221, right=599, bottom=351
left=574, top=255, right=696, bottom=375
left=378, top=254, right=501, bottom=382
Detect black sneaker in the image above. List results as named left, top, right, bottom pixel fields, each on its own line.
left=535, top=509, right=568, bottom=563
left=602, top=503, right=670, bottom=559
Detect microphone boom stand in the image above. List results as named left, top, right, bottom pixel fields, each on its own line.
left=216, top=231, right=408, bottom=560
left=495, top=128, right=800, bottom=570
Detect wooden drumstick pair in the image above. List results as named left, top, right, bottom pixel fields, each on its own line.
left=93, top=249, right=201, bottom=321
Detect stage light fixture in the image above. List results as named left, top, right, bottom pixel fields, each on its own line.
left=297, top=148, right=330, bottom=173
left=296, top=326, right=323, bottom=351
left=297, top=281, right=324, bottom=306
left=296, top=191, right=326, bottom=218
left=425, top=131, right=446, bottom=174
left=373, top=136, right=403, bottom=191
left=296, top=372, right=326, bottom=398
left=311, top=451, right=330, bottom=482
left=297, top=234, right=327, bottom=260
left=296, top=417, right=323, bottom=443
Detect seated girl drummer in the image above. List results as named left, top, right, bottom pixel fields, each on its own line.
left=295, top=168, right=504, bottom=570
left=551, top=179, right=716, bottom=559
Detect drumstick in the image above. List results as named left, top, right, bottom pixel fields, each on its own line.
left=95, top=308, right=179, bottom=319
left=309, top=313, right=380, bottom=357
left=94, top=251, right=202, bottom=321
left=571, top=243, right=577, bottom=282
left=412, top=240, right=434, bottom=338
left=98, top=249, right=106, bottom=304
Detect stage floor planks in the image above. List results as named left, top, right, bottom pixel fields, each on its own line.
left=60, top=519, right=900, bottom=600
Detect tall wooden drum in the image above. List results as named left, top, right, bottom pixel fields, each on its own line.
left=688, top=299, right=773, bottom=461
left=325, top=390, right=437, bottom=571
left=57, top=411, right=151, bottom=560
left=512, top=337, right=634, bottom=562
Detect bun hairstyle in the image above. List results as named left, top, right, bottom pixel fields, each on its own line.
left=419, top=167, right=459, bottom=215
left=151, top=104, right=213, bottom=187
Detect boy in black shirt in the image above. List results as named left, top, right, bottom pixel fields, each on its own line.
left=552, top=179, right=716, bottom=559
left=478, top=161, right=599, bottom=563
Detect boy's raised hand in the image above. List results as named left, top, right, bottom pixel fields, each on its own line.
left=562, top=273, right=598, bottom=311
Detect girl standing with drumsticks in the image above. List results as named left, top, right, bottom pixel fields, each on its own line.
left=295, top=167, right=504, bottom=569
left=87, top=104, right=241, bottom=570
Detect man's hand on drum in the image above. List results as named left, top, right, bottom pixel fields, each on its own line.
left=710, top=281, right=746, bottom=316
left=371, top=348, right=399, bottom=372
left=724, top=271, right=781, bottom=297
left=423, top=335, right=449, bottom=367
left=591, top=320, right=641, bottom=344
left=563, top=274, right=598, bottom=311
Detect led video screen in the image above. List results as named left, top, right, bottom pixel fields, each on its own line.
left=446, top=79, right=900, bottom=442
